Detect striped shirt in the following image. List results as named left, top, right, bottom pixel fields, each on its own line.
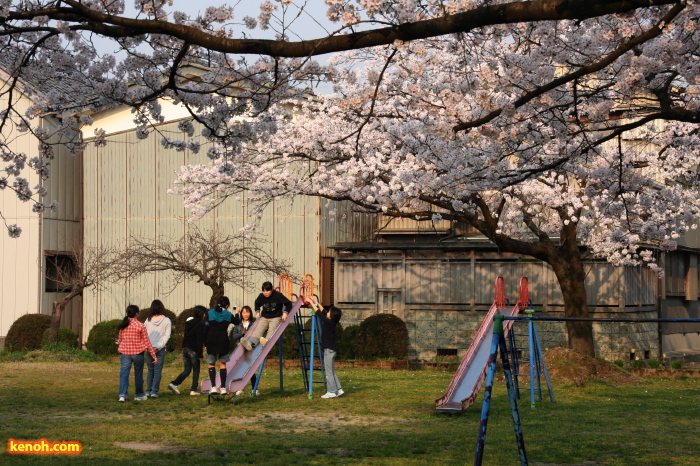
left=118, top=318, right=157, bottom=360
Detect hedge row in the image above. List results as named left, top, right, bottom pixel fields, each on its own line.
left=6, top=309, right=410, bottom=361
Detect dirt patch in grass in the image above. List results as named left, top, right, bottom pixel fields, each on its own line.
left=114, top=442, right=190, bottom=453
left=247, top=412, right=409, bottom=433
left=543, top=347, right=641, bottom=386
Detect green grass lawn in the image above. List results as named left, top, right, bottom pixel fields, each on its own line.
left=0, top=358, right=698, bottom=465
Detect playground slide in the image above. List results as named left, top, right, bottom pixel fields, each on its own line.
left=201, top=296, right=305, bottom=395
left=435, top=277, right=526, bottom=413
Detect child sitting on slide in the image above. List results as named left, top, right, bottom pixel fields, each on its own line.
left=240, top=281, right=292, bottom=351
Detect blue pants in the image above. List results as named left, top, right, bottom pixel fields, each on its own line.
left=171, top=347, right=201, bottom=392
left=119, top=353, right=145, bottom=399
left=146, top=348, right=166, bottom=395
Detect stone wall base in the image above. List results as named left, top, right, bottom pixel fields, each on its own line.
left=340, top=307, right=660, bottom=362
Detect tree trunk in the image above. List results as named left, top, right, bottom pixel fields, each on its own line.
left=50, top=290, right=81, bottom=342
left=50, top=299, right=68, bottom=342
left=208, top=282, right=225, bottom=309
left=548, top=253, right=595, bottom=357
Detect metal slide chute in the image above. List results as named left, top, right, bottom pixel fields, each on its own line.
left=435, top=276, right=528, bottom=413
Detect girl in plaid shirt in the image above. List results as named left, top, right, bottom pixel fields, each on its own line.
left=117, top=305, right=157, bottom=402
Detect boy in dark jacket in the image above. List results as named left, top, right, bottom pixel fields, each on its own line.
left=240, top=281, right=292, bottom=351
left=168, top=306, right=207, bottom=396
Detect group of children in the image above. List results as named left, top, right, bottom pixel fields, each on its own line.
left=117, top=282, right=344, bottom=402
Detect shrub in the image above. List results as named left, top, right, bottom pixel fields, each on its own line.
left=338, top=324, right=359, bottom=360
left=353, top=313, right=409, bottom=360
left=138, top=307, right=177, bottom=352
left=269, top=324, right=300, bottom=360
left=671, top=359, right=684, bottom=370
left=85, top=319, right=122, bottom=355
left=5, top=314, right=52, bottom=351
left=41, top=326, right=79, bottom=348
left=646, top=358, right=661, bottom=369
left=611, top=359, right=625, bottom=368
left=631, top=358, right=646, bottom=369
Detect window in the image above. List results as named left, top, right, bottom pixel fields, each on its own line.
left=45, top=252, right=76, bottom=293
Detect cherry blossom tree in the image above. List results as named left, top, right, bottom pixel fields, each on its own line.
left=1, top=0, right=700, bottom=355
left=0, top=0, right=683, bottom=236
left=170, top=3, right=700, bottom=357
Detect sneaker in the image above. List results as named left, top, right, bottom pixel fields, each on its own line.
left=168, top=383, right=180, bottom=395
left=251, top=390, right=260, bottom=397
left=336, top=389, right=345, bottom=397
left=209, top=386, right=219, bottom=395
left=189, top=391, right=201, bottom=396
left=321, top=392, right=337, bottom=399
left=240, top=338, right=252, bottom=351
left=235, top=390, right=244, bottom=396
left=149, top=392, right=159, bottom=398
left=118, top=396, right=126, bottom=403
left=260, top=337, right=268, bottom=347
left=134, top=395, right=148, bottom=401
left=219, top=386, right=227, bottom=395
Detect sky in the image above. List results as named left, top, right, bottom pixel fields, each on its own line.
left=108, top=1, right=338, bottom=93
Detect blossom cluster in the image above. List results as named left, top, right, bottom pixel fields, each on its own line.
left=168, top=4, right=700, bottom=275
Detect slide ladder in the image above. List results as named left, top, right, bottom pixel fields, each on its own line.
left=294, top=274, right=326, bottom=397
left=435, top=276, right=529, bottom=413
left=507, top=307, right=555, bottom=407
left=295, top=304, right=326, bottom=392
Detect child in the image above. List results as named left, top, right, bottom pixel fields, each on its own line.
left=204, top=296, right=240, bottom=394
left=230, top=306, right=259, bottom=396
left=307, top=297, right=344, bottom=398
left=117, top=305, right=157, bottom=402
left=168, top=305, right=207, bottom=396
left=240, top=281, right=292, bottom=351
left=144, top=299, right=172, bottom=398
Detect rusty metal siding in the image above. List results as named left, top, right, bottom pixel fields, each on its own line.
left=376, top=213, right=451, bottom=233
left=319, top=201, right=378, bottom=257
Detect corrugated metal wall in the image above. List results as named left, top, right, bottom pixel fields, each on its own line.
left=82, top=117, right=323, bottom=341
left=0, top=91, right=41, bottom=337
left=319, top=200, right=378, bottom=257
left=40, top=117, right=83, bottom=335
